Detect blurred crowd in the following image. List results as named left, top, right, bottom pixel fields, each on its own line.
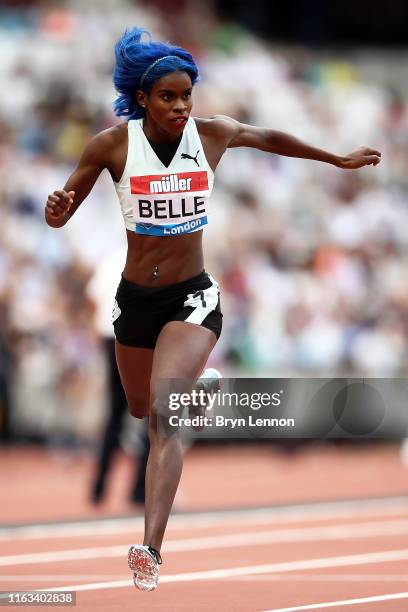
left=1, top=2, right=408, bottom=441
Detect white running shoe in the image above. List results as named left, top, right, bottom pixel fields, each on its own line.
left=189, top=368, right=222, bottom=429
left=128, top=544, right=162, bottom=591
left=199, top=368, right=222, bottom=394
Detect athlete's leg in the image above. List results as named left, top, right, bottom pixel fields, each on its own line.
left=144, top=321, right=217, bottom=552
left=129, top=420, right=150, bottom=503
left=91, top=338, right=128, bottom=502
left=114, top=342, right=154, bottom=419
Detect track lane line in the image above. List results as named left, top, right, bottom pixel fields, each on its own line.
left=1, top=574, right=408, bottom=583
left=262, top=591, right=408, bottom=611
left=1, top=519, right=408, bottom=566
left=0, top=548, right=406, bottom=596
left=1, top=497, right=407, bottom=541
left=231, top=574, right=408, bottom=582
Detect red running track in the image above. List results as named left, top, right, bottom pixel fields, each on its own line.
left=1, top=442, right=408, bottom=610
left=1, top=499, right=408, bottom=611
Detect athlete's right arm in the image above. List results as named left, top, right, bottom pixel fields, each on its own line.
left=45, top=130, right=112, bottom=228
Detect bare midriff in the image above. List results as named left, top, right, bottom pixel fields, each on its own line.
left=123, top=229, right=204, bottom=286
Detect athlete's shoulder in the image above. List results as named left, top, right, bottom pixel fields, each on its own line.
left=81, top=123, right=128, bottom=166
left=194, top=115, right=240, bottom=141
left=92, top=123, right=128, bottom=149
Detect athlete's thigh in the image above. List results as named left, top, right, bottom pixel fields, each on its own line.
left=150, top=320, right=217, bottom=415
left=153, top=321, right=217, bottom=379
left=115, top=340, right=154, bottom=418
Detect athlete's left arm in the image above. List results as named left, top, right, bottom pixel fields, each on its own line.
left=225, top=117, right=381, bottom=170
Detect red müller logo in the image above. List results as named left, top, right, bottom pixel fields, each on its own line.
left=131, top=171, right=209, bottom=195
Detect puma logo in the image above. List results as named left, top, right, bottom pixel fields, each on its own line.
left=181, top=150, right=200, bottom=167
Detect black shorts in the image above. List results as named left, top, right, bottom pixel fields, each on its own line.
left=112, top=270, right=223, bottom=349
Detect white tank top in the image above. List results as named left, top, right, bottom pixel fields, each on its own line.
left=114, top=118, right=214, bottom=236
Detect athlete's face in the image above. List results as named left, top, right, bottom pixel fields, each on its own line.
left=138, top=71, right=193, bottom=138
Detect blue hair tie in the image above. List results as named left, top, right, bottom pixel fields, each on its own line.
left=139, top=55, right=177, bottom=89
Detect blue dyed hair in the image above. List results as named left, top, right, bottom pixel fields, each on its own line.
left=113, top=27, right=199, bottom=121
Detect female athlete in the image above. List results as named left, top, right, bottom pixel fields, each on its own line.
left=44, top=27, right=381, bottom=591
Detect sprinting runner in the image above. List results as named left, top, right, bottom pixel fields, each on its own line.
left=44, top=27, right=381, bottom=591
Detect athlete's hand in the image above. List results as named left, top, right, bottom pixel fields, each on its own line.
left=45, top=190, right=75, bottom=227
left=339, top=147, right=381, bottom=170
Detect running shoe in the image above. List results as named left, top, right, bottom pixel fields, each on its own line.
left=189, top=368, right=222, bottom=429
left=199, top=368, right=222, bottom=396
left=128, top=544, right=162, bottom=591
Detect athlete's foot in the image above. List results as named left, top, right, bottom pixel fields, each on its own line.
left=128, top=544, right=162, bottom=591
left=189, top=368, right=222, bottom=430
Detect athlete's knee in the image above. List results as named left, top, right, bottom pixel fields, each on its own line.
left=150, top=394, right=170, bottom=419
left=149, top=394, right=181, bottom=440
left=126, top=395, right=148, bottom=419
